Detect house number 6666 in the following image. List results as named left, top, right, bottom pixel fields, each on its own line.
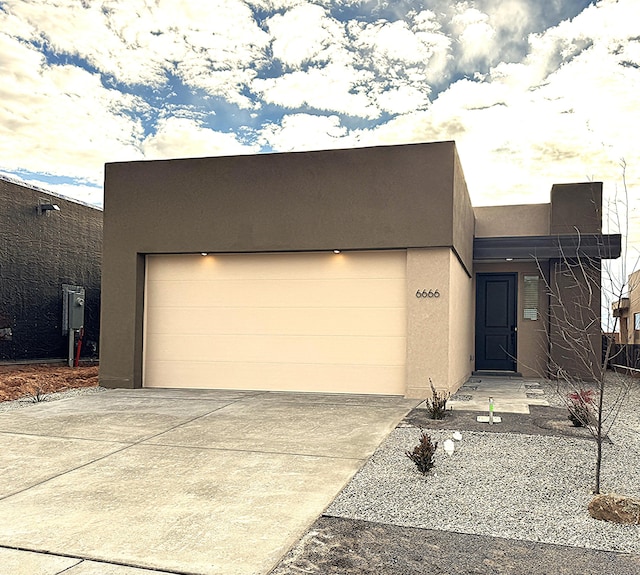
left=416, top=289, right=440, bottom=298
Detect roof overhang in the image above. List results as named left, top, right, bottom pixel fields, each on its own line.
left=473, top=234, right=622, bottom=262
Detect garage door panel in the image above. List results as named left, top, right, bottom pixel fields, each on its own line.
left=145, top=334, right=405, bottom=365
left=144, top=251, right=407, bottom=394
left=145, top=307, right=406, bottom=337
left=147, top=252, right=406, bottom=281
left=146, top=278, right=406, bottom=308
left=144, top=361, right=406, bottom=394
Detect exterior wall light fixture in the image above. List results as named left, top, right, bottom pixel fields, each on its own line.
left=201, top=252, right=208, bottom=256
left=333, top=249, right=341, bottom=254
left=37, top=200, right=61, bottom=216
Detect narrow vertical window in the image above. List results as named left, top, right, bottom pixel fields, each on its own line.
left=523, top=275, right=539, bottom=320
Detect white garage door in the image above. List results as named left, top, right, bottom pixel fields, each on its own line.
left=143, top=251, right=407, bottom=394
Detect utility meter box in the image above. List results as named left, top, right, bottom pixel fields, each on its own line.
left=62, top=284, right=85, bottom=334
left=69, top=292, right=85, bottom=330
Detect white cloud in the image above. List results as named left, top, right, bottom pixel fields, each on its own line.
left=266, top=4, right=342, bottom=68
left=142, top=117, right=258, bottom=159
left=164, top=0, right=270, bottom=107
left=0, top=30, right=145, bottom=184
left=485, top=0, right=532, bottom=33
left=246, top=0, right=307, bottom=10
left=0, top=0, right=638, bottom=246
left=451, top=6, right=497, bottom=67
left=2, top=0, right=270, bottom=106
left=254, top=9, right=454, bottom=118
left=253, top=63, right=379, bottom=118
left=360, top=19, right=433, bottom=64
left=346, top=0, right=640, bottom=220
left=411, top=10, right=453, bottom=81
left=376, top=85, right=429, bottom=115
left=259, top=113, right=350, bottom=151
left=4, top=0, right=163, bottom=86
left=351, top=15, right=450, bottom=80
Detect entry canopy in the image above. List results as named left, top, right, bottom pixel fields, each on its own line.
left=473, top=233, right=622, bottom=262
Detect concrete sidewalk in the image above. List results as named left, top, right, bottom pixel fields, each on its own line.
left=0, top=388, right=418, bottom=575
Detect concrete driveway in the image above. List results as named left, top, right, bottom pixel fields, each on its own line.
left=0, top=388, right=417, bottom=575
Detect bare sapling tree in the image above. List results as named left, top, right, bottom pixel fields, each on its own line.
left=540, top=162, right=636, bottom=495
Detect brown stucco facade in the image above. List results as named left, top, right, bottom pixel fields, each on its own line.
left=101, top=142, right=619, bottom=396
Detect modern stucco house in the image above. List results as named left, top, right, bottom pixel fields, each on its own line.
left=0, top=175, right=102, bottom=362
left=611, top=269, right=640, bottom=370
left=100, top=141, right=620, bottom=397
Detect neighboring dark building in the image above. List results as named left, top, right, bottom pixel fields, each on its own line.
left=0, top=175, right=102, bottom=361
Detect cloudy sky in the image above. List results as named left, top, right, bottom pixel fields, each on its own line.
left=1, top=0, right=639, bottom=247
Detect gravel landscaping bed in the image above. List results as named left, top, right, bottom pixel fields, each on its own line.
left=326, top=425, right=640, bottom=555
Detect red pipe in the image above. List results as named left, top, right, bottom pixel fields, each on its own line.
left=74, top=327, right=84, bottom=367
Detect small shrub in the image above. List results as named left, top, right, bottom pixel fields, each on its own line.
left=26, top=387, right=48, bottom=403
left=567, top=388, right=596, bottom=427
left=406, top=430, right=438, bottom=475
left=425, top=379, right=450, bottom=419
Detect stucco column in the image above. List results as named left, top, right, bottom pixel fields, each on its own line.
left=406, top=248, right=452, bottom=398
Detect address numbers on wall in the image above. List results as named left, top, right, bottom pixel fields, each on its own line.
left=415, top=289, right=440, bottom=298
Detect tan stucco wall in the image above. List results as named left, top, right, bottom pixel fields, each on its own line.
left=448, top=250, right=474, bottom=390
left=452, top=147, right=475, bottom=274
left=474, top=204, right=550, bottom=238
left=473, top=261, right=549, bottom=377
left=406, top=247, right=472, bottom=398
left=406, top=248, right=450, bottom=397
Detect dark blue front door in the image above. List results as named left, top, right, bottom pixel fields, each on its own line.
left=475, top=273, right=517, bottom=371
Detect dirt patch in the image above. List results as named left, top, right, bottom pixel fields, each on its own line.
left=401, top=405, right=596, bottom=440
left=271, top=516, right=640, bottom=575
left=0, top=363, right=99, bottom=402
